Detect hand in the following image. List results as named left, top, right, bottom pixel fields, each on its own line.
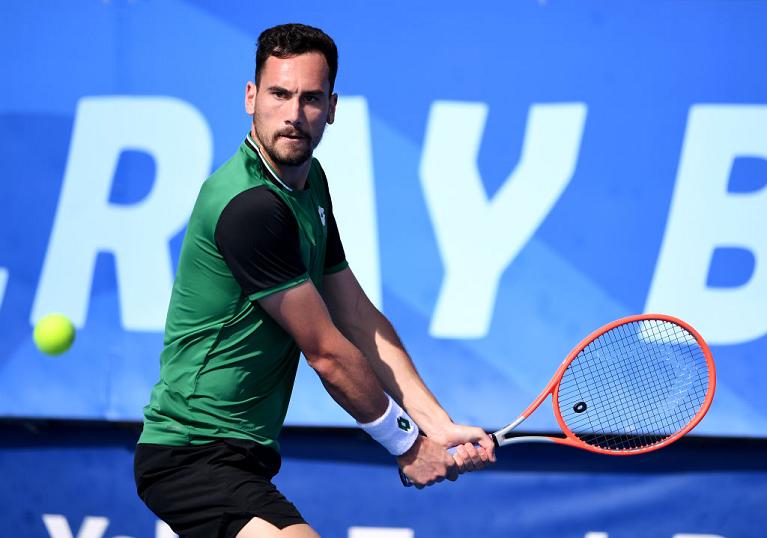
left=396, top=436, right=458, bottom=489
left=430, top=423, right=497, bottom=474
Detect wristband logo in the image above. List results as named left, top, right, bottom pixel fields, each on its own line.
left=397, top=417, right=412, bottom=431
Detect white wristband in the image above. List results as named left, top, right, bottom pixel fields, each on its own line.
left=357, top=395, right=419, bottom=456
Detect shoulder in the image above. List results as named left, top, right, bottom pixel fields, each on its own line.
left=310, top=158, right=329, bottom=186
left=310, top=158, right=333, bottom=202
left=214, top=187, right=306, bottom=296
left=216, top=186, right=294, bottom=235
left=222, top=185, right=287, bottom=215
left=190, top=150, right=258, bottom=228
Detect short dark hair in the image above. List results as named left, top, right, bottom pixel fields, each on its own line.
left=255, top=23, right=339, bottom=94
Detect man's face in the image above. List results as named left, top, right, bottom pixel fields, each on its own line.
left=245, top=52, right=337, bottom=168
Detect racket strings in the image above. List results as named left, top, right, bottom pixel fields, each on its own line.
left=580, top=323, right=707, bottom=450
left=556, top=319, right=709, bottom=452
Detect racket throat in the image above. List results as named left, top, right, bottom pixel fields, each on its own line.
left=497, top=434, right=560, bottom=446
left=493, top=415, right=564, bottom=447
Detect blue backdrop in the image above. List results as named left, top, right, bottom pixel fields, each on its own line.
left=2, top=423, right=765, bottom=538
left=1, top=1, right=767, bottom=438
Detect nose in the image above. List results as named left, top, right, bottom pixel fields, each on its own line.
left=284, top=95, right=304, bottom=125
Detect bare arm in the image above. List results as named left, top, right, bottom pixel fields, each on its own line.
left=321, top=269, right=448, bottom=436
left=258, top=280, right=388, bottom=423
left=322, top=268, right=495, bottom=465
left=258, top=279, right=459, bottom=486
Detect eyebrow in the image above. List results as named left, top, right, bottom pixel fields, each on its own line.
left=266, top=86, right=326, bottom=97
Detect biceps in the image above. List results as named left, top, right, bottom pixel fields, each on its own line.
left=257, top=280, right=339, bottom=358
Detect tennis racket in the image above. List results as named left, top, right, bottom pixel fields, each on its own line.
left=400, top=313, right=715, bottom=487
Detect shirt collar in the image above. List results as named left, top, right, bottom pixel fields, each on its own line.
left=245, top=133, right=294, bottom=192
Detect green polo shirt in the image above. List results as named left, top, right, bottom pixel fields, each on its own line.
left=139, top=135, right=347, bottom=451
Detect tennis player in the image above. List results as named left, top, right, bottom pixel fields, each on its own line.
left=134, top=23, right=495, bottom=538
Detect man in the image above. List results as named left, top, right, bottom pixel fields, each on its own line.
left=134, top=23, right=495, bottom=538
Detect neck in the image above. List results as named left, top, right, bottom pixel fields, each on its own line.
left=250, top=127, right=310, bottom=191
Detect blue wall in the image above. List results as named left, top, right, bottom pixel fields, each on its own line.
left=1, top=2, right=766, bottom=436
left=3, top=6, right=765, bottom=535
left=2, top=423, right=766, bottom=538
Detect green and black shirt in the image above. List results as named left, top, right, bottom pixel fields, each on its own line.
left=139, top=134, right=347, bottom=452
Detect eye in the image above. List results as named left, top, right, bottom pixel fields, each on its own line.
left=272, top=90, right=288, bottom=99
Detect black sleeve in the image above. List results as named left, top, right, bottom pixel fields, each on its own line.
left=314, top=161, right=347, bottom=272
left=324, top=209, right=346, bottom=271
left=215, top=186, right=307, bottom=297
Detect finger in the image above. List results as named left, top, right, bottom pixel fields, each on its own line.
left=453, top=444, right=470, bottom=473
left=446, top=456, right=460, bottom=482
left=408, top=473, right=424, bottom=489
left=477, top=433, right=497, bottom=463
left=457, top=442, right=478, bottom=471
left=463, top=442, right=484, bottom=470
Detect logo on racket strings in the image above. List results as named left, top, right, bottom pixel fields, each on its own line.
left=397, top=417, right=412, bottom=431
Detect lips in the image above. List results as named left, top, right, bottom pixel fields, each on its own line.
left=278, top=131, right=308, bottom=141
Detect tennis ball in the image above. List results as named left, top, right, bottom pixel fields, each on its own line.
left=33, top=313, right=75, bottom=356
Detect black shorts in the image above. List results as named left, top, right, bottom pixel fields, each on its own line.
left=134, top=439, right=306, bottom=538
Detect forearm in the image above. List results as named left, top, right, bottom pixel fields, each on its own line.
left=337, top=308, right=452, bottom=437
left=257, top=280, right=389, bottom=423
left=304, top=330, right=389, bottom=423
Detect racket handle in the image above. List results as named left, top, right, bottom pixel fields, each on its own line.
left=399, top=467, right=414, bottom=487
left=398, top=441, right=492, bottom=488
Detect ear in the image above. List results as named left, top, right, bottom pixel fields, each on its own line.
left=326, top=93, right=338, bottom=125
left=245, top=81, right=257, bottom=115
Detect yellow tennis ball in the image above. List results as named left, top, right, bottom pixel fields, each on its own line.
left=33, top=313, right=76, bottom=356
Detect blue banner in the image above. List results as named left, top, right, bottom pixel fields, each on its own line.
left=2, top=424, right=765, bottom=537
left=1, top=1, right=766, bottom=436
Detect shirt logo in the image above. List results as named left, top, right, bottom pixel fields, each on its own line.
left=318, top=206, right=326, bottom=226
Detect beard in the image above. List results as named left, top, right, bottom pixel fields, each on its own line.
left=254, top=122, right=322, bottom=167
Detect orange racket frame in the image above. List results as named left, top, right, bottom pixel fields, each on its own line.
left=400, top=313, right=716, bottom=486
left=489, top=313, right=716, bottom=455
